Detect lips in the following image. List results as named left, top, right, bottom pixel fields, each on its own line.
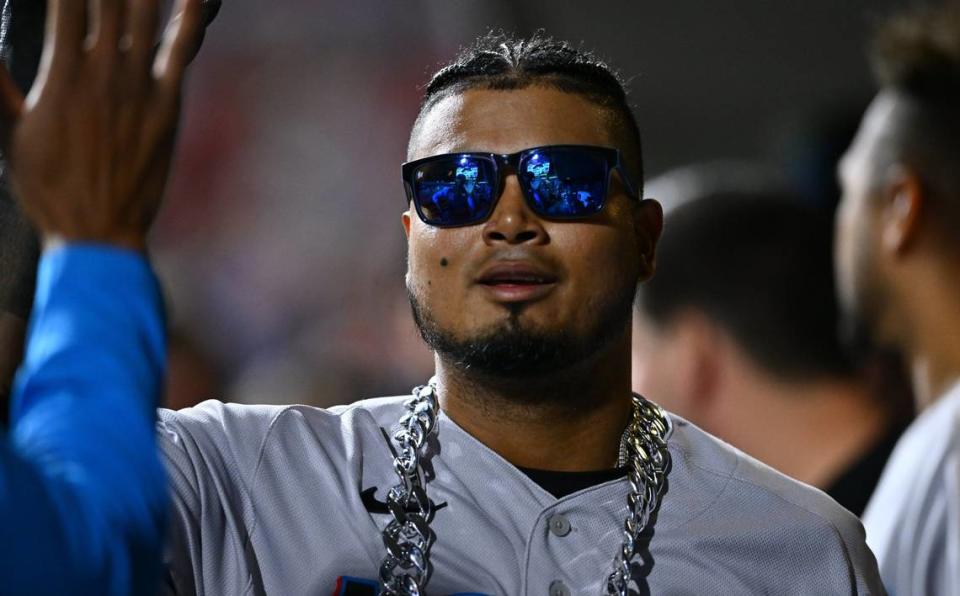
left=475, top=261, right=559, bottom=303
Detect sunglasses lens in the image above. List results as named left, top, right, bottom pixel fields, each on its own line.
left=412, top=156, right=496, bottom=226
left=520, top=149, right=607, bottom=217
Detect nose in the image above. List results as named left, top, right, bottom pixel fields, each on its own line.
left=482, top=175, right=548, bottom=245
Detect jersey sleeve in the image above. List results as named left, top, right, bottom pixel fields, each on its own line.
left=157, top=400, right=284, bottom=595
left=867, top=435, right=960, bottom=595
left=840, top=516, right=888, bottom=595
left=0, top=244, right=168, bottom=595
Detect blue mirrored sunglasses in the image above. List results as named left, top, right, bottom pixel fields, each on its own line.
left=402, top=144, right=639, bottom=227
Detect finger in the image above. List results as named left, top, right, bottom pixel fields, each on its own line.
left=0, top=62, right=25, bottom=151
left=91, top=0, right=125, bottom=56
left=45, top=0, right=89, bottom=77
left=127, top=0, right=161, bottom=75
left=153, top=0, right=203, bottom=88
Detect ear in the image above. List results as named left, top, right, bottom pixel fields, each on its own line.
left=633, top=198, right=664, bottom=279
left=673, top=312, right=721, bottom=414
left=880, top=166, right=923, bottom=256
left=402, top=210, right=412, bottom=239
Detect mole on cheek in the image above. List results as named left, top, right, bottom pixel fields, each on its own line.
left=440, top=258, right=449, bottom=267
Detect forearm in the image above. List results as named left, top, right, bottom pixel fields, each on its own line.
left=0, top=245, right=168, bottom=595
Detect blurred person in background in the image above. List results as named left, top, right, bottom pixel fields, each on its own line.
left=770, top=101, right=918, bottom=442
left=836, top=3, right=960, bottom=593
left=632, top=172, right=905, bottom=516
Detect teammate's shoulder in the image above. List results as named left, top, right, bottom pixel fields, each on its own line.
left=863, top=384, right=960, bottom=561
left=667, top=412, right=864, bottom=538
left=888, top=382, right=960, bottom=466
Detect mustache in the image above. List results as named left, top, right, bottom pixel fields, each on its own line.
left=468, top=249, right=562, bottom=280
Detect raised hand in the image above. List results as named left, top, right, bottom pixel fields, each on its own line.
left=0, top=0, right=207, bottom=251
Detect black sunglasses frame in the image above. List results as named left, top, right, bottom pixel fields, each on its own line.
left=401, top=144, right=639, bottom=228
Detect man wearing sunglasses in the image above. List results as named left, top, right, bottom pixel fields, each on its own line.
left=0, top=7, right=883, bottom=592
left=151, top=35, right=883, bottom=595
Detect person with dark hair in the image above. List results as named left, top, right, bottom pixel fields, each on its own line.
left=633, top=175, right=904, bottom=516
left=144, top=33, right=883, bottom=594
left=835, top=3, right=960, bottom=593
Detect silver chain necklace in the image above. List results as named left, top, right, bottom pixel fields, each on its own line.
left=378, top=378, right=671, bottom=595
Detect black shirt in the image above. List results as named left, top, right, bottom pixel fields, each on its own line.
left=520, top=466, right=627, bottom=499
left=824, top=422, right=908, bottom=516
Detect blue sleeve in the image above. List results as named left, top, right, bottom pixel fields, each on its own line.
left=0, top=244, right=168, bottom=595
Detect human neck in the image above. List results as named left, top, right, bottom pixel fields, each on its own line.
left=895, top=258, right=960, bottom=410
left=718, top=368, right=888, bottom=489
left=434, top=335, right=634, bottom=472
left=907, top=349, right=960, bottom=411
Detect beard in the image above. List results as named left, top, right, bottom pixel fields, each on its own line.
left=407, top=280, right=637, bottom=380
left=836, top=245, right=888, bottom=364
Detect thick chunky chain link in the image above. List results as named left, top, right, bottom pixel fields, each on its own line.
left=379, top=381, right=671, bottom=595
left=604, top=395, right=671, bottom=595
left=379, top=381, right=441, bottom=595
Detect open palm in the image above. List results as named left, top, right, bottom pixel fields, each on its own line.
left=0, top=0, right=207, bottom=250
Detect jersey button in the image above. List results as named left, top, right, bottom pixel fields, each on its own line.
left=549, top=580, right=571, bottom=596
left=548, top=513, right=572, bottom=537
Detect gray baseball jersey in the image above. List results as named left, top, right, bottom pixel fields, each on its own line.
left=158, top=395, right=884, bottom=595
left=863, top=382, right=960, bottom=595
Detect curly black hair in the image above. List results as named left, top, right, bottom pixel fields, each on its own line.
left=872, top=3, right=960, bottom=103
